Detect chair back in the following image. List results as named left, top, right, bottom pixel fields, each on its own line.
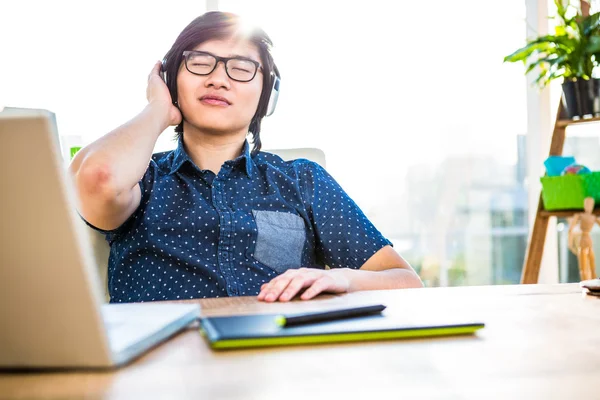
left=265, top=147, right=326, bottom=168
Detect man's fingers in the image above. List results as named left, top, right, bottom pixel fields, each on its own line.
left=263, top=276, right=295, bottom=302
left=257, top=283, right=268, bottom=299
left=258, top=275, right=289, bottom=301
left=258, top=270, right=302, bottom=302
left=279, top=275, right=317, bottom=302
left=300, top=276, right=331, bottom=300
left=148, top=61, right=162, bottom=83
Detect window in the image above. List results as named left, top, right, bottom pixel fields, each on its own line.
left=0, top=1, right=206, bottom=155
left=221, top=0, right=529, bottom=286
left=2, top=1, right=533, bottom=286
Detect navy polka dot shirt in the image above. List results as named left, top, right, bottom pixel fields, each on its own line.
left=88, top=139, right=392, bottom=302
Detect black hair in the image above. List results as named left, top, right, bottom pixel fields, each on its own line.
left=162, top=11, right=278, bottom=155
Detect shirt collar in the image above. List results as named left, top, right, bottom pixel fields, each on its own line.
left=169, top=137, right=192, bottom=175
left=239, top=139, right=254, bottom=178
left=169, top=137, right=254, bottom=178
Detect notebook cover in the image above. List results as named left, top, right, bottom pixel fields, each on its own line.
left=199, top=313, right=484, bottom=349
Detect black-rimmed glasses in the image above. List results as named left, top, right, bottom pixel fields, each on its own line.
left=182, top=50, right=261, bottom=82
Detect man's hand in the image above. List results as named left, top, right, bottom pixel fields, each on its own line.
left=258, top=268, right=351, bottom=302
left=147, top=61, right=182, bottom=126
left=257, top=246, right=423, bottom=302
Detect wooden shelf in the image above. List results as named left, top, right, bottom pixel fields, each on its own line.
left=523, top=6, right=599, bottom=284
left=556, top=116, right=600, bottom=128
left=523, top=93, right=600, bottom=283
left=540, top=207, right=600, bottom=218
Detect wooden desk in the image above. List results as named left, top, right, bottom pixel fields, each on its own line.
left=1, top=284, right=599, bottom=399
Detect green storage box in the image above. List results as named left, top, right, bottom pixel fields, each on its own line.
left=540, top=171, right=600, bottom=210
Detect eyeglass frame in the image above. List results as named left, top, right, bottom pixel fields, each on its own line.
left=182, top=50, right=262, bottom=82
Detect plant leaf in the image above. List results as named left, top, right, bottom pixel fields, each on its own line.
left=586, top=35, right=600, bottom=53
left=583, top=12, right=600, bottom=35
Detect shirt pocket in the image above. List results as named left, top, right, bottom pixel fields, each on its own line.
left=251, top=210, right=306, bottom=273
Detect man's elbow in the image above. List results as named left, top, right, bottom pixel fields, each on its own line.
left=394, top=267, right=424, bottom=289
left=71, top=157, right=120, bottom=202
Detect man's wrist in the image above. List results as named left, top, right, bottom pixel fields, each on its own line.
left=329, top=268, right=361, bottom=292
left=146, top=101, right=172, bottom=133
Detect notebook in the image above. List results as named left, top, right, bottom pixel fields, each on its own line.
left=199, top=308, right=484, bottom=350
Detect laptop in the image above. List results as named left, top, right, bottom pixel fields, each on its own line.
left=0, top=108, right=200, bottom=369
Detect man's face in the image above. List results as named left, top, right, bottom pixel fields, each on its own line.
left=176, top=37, right=264, bottom=135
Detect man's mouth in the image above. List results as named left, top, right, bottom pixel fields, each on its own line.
left=199, top=95, right=231, bottom=106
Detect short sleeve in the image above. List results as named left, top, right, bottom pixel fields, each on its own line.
left=300, top=162, right=392, bottom=269
left=80, top=160, right=157, bottom=244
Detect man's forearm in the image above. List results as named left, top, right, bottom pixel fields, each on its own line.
left=70, top=102, right=170, bottom=194
left=335, top=268, right=424, bottom=292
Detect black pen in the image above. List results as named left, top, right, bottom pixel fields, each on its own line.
left=275, top=304, right=386, bottom=328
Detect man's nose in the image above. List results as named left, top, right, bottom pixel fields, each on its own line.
left=205, top=61, right=230, bottom=89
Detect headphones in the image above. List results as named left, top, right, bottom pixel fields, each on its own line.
left=265, top=74, right=280, bottom=116
left=160, top=58, right=280, bottom=117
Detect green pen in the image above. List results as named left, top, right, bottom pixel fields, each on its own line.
left=275, top=304, right=386, bottom=328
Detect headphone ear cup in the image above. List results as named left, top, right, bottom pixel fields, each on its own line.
left=266, top=75, right=280, bottom=117
left=161, top=58, right=179, bottom=107
left=160, top=59, right=168, bottom=85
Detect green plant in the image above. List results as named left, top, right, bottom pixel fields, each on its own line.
left=504, top=0, right=600, bottom=88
